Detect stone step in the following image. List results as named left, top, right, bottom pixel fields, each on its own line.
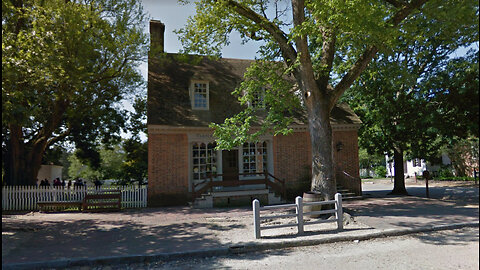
left=339, top=192, right=356, bottom=196
left=192, top=188, right=284, bottom=208
left=342, top=195, right=364, bottom=201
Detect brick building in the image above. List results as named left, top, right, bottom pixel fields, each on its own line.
left=147, top=20, right=362, bottom=207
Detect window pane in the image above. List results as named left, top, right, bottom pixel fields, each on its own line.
left=192, top=141, right=217, bottom=181
left=242, top=141, right=267, bottom=176
left=193, top=83, right=208, bottom=108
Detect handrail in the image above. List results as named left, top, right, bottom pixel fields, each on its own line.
left=193, top=179, right=208, bottom=189
left=342, top=171, right=359, bottom=180
left=191, top=171, right=286, bottom=202
left=267, top=172, right=286, bottom=198
left=338, top=170, right=362, bottom=196
left=267, top=172, right=284, bottom=184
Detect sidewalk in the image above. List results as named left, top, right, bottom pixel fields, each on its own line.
left=2, top=181, right=479, bottom=269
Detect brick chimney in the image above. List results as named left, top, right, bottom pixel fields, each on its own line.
left=150, top=20, right=165, bottom=53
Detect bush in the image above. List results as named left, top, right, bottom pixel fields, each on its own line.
left=438, top=166, right=454, bottom=178
left=435, top=176, right=475, bottom=181
left=374, top=166, right=387, bottom=178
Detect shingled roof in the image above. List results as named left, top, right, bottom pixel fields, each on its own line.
left=147, top=53, right=361, bottom=127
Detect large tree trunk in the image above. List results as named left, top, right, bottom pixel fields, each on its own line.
left=5, top=98, right=69, bottom=186
left=5, top=126, right=26, bottom=185
left=6, top=143, right=45, bottom=186
left=5, top=125, right=48, bottom=186
left=306, top=98, right=336, bottom=201
left=389, top=146, right=408, bottom=195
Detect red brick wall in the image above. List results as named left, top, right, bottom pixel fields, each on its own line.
left=272, top=132, right=311, bottom=182
left=147, top=128, right=361, bottom=205
left=332, top=129, right=361, bottom=195
left=272, top=132, right=312, bottom=198
left=332, top=130, right=360, bottom=178
left=273, top=129, right=360, bottom=198
left=148, top=133, right=189, bottom=206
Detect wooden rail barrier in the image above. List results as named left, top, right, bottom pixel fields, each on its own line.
left=252, top=193, right=343, bottom=239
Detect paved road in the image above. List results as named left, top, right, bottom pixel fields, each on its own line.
left=362, top=179, right=479, bottom=205
left=68, top=227, right=479, bottom=270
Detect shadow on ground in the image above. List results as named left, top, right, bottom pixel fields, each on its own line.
left=260, top=227, right=372, bottom=240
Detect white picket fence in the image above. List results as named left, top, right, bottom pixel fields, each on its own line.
left=2, top=186, right=147, bottom=211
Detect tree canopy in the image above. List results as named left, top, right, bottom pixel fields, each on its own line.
left=2, top=0, right=148, bottom=185
left=67, top=141, right=147, bottom=184
left=176, top=0, right=477, bottom=199
left=344, top=47, right=478, bottom=193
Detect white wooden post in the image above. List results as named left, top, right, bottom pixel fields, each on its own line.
left=335, top=193, right=343, bottom=231
left=295, top=196, right=304, bottom=235
left=253, top=199, right=261, bottom=239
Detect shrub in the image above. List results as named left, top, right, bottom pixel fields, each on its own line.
left=438, top=166, right=455, bottom=178
left=374, top=166, right=387, bottom=178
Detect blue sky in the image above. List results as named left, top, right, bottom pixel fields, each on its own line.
left=125, top=1, right=264, bottom=139
left=142, top=0, right=262, bottom=58
left=129, top=0, right=478, bottom=140
left=138, top=1, right=478, bottom=86
left=139, top=0, right=263, bottom=79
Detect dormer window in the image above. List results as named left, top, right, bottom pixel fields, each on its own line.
left=191, top=81, right=209, bottom=110
left=248, top=87, right=265, bottom=109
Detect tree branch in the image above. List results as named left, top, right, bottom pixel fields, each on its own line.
left=317, top=27, right=336, bottom=90
left=390, top=0, right=429, bottom=26
left=225, top=1, right=297, bottom=65
left=329, top=0, right=429, bottom=110
left=330, top=46, right=379, bottom=110
left=47, top=128, right=72, bottom=146
left=383, top=0, right=405, bottom=8
left=291, top=0, right=319, bottom=97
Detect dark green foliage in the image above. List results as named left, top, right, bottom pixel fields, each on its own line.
left=2, top=0, right=148, bottom=185
left=374, top=166, right=387, bottom=178
left=175, top=0, right=479, bottom=197
left=120, top=139, right=147, bottom=185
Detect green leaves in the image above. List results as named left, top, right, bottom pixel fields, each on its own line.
left=210, top=59, right=301, bottom=149
left=344, top=44, right=478, bottom=164
left=177, top=0, right=478, bottom=165
left=2, top=0, right=148, bottom=184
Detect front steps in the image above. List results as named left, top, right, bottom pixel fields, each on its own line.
left=337, top=184, right=363, bottom=200
left=191, top=184, right=360, bottom=208
left=191, top=188, right=285, bottom=208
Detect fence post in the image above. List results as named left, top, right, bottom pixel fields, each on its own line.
left=296, top=196, right=304, bottom=235
left=335, top=193, right=343, bottom=231
left=253, top=199, right=261, bottom=239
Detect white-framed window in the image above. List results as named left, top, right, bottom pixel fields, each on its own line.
left=192, top=142, right=217, bottom=181
left=413, top=158, right=421, bottom=167
left=247, top=87, right=265, bottom=109
left=190, top=81, right=209, bottom=110
left=242, top=141, right=267, bottom=176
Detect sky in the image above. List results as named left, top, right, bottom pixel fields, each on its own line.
left=123, top=1, right=264, bottom=139
left=139, top=0, right=264, bottom=79
left=127, top=0, right=478, bottom=140
left=137, top=0, right=478, bottom=90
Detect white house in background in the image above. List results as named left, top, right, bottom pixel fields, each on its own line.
left=385, top=154, right=452, bottom=178
left=37, top=164, right=63, bottom=183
